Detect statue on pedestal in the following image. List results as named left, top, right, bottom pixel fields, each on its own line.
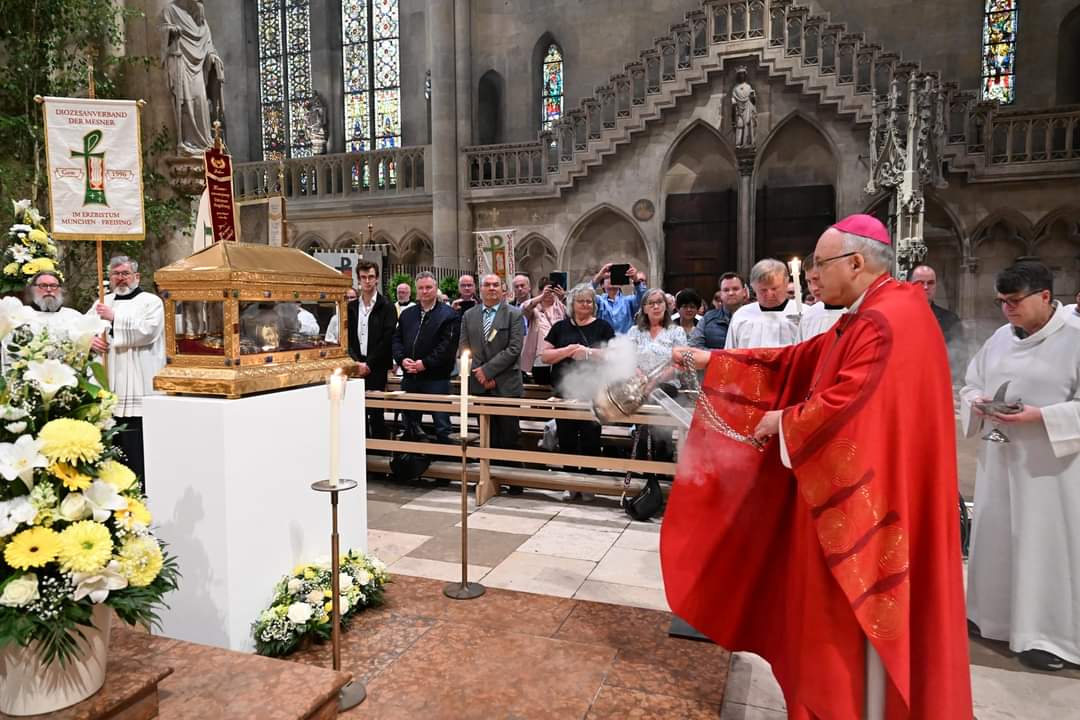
left=730, top=66, right=757, bottom=149
left=160, top=0, right=225, bottom=156
left=303, top=94, right=328, bottom=155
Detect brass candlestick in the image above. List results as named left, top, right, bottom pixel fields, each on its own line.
left=310, top=478, right=366, bottom=709
left=443, top=432, right=485, bottom=600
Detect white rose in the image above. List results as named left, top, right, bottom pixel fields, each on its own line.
left=355, top=569, right=372, bottom=586
left=306, top=589, right=323, bottom=605
left=338, top=573, right=353, bottom=590
left=0, top=573, right=39, bottom=607
left=5, top=422, right=26, bottom=434
left=286, top=601, right=313, bottom=625
left=58, top=493, right=91, bottom=521
left=340, top=596, right=350, bottom=614
left=286, top=578, right=303, bottom=594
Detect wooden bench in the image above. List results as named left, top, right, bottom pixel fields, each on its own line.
left=364, top=391, right=680, bottom=504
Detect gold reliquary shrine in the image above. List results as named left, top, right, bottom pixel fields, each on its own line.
left=153, top=243, right=355, bottom=398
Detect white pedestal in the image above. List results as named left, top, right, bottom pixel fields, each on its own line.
left=143, top=380, right=367, bottom=652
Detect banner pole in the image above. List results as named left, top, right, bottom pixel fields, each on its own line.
left=86, top=51, right=108, bottom=374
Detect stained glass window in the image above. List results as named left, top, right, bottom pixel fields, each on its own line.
left=541, top=44, right=564, bottom=133
left=343, top=0, right=401, bottom=153
left=257, top=0, right=314, bottom=159
left=981, top=0, right=1018, bottom=104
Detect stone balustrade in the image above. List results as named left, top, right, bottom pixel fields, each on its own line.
left=462, top=142, right=547, bottom=188
left=985, top=106, right=1080, bottom=165
left=234, top=145, right=429, bottom=201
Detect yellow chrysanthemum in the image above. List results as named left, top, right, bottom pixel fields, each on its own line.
left=114, top=498, right=151, bottom=530
left=4, top=527, right=60, bottom=570
left=3, top=262, right=18, bottom=276
left=117, top=537, right=163, bottom=587
left=27, top=229, right=48, bottom=244
left=51, top=462, right=92, bottom=491
left=32, top=257, right=55, bottom=271
left=97, top=460, right=136, bottom=491
left=57, top=520, right=113, bottom=573
left=39, top=419, right=103, bottom=465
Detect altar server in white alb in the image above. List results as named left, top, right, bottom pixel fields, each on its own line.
left=961, top=261, right=1080, bottom=673
left=88, top=256, right=166, bottom=487
left=797, top=257, right=846, bottom=341
left=724, top=258, right=799, bottom=349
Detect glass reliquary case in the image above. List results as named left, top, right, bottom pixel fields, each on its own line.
left=152, top=242, right=356, bottom=398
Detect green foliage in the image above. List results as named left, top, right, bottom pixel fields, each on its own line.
left=439, top=275, right=458, bottom=300
left=0, top=2, right=191, bottom=309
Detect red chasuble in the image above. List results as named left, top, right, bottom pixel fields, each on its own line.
left=661, top=277, right=972, bottom=719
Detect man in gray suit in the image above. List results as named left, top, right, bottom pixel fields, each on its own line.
left=459, top=274, right=525, bottom=480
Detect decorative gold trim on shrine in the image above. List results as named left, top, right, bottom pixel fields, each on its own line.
left=153, top=243, right=355, bottom=398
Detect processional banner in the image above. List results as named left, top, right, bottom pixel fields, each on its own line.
left=475, top=230, right=515, bottom=286
left=41, top=97, right=145, bottom=241
left=203, top=145, right=239, bottom=243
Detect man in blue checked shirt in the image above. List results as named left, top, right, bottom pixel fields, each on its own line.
left=592, top=262, right=648, bottom=334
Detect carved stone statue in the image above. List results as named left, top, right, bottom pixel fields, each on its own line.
left=160, top=0, right=225, bottom=156
left=730, top=66, right=757, bottom=149
left=303, top=93, right=328, bottom=155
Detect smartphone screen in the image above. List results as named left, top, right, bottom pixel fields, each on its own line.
left=609, top=264, right=630, bottom=285
left=548, top=271, right=568, bottom=290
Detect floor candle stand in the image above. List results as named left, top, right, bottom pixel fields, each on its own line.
left=443, top=432, right=485, bottom=600
left=310, top=478, right=367, bottom=710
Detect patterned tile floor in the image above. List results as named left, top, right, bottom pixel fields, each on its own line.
left=365, top=473, right=1080, bottom=718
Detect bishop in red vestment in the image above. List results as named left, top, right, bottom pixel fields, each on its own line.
left=663, top=215, right=972, bottom=719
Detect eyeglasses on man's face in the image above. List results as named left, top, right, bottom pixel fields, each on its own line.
left=34, top=283, right=60, bottom=291
left=812, top=251, right=858, bottom=267
left=110, top=270, right=135, bottom=278
left=993, top=290, right=1042, bottom=309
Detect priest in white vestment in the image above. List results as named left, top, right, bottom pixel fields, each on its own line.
left=798, top=260, right=846, bottom=341
left=725, top=258, right=799, bottom=349
left=24, top=270, right=84, bottom=331
left=88, top=256, right=166, bottom=488
left=961, top=261, right=1080, bottom=673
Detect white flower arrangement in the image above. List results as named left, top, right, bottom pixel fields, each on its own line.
left=251, top=549, right=389, bottom=657
left=1, top=201, right=62, bottom=294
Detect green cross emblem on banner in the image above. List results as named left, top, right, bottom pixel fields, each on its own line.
left=71, top=129, right=107, bottom=205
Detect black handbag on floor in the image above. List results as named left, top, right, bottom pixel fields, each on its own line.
left=621, top=427, right=665, bottom=521
left=389, top=416, right=432, bottom=481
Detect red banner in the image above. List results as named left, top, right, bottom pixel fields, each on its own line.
left=203, top=147, right=238, bottom=243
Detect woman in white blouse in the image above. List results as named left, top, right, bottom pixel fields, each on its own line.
left=627, top=288, right=687, bottom=378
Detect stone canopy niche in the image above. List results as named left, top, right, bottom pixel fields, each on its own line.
left=565, top=206, right=649, bottom=287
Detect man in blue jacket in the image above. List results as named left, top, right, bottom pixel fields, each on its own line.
left=592, top=261, right=647, bottom=334
left=391, top=271, right=460, bottom=442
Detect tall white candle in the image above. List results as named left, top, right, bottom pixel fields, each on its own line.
left=328, top=368, right=345, bottom=487
left=459, top=350, right=471, bottom=436
left=788, top=257, right=803, bottom=316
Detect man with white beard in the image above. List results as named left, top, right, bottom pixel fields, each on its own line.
left=87, top=256, right=166, bottom=487
left=24, top=271, right=83, bottom=329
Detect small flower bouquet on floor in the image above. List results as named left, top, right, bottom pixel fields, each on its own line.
left=1, top=200, right=63, bottom=295
left=0, top=307, right=180, bottom=667
left=252, top=550, right=390, bottom=657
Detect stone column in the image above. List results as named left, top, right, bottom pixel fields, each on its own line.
left=429, top=0, right=459, bottom=268
left=958, top=256, right=978, bottom=321
left=735, top=148, right=757, bottom=278
left=454, top=0, right=474, bottom=269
